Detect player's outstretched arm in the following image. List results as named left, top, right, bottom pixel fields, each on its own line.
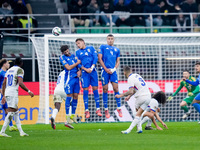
left=1, top=78, right=7, bottom=104
left=155, top=110, right=168, bottom=129
left=115, top=88, right=135, bottom=99
left=18, top=77, right=34, bottom=97
left=184, top=78, right=199, bottom=86
left=98, top=54, right=112, bottom=74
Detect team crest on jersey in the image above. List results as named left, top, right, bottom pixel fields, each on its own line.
left=87, top=49, right=90, bottom=52
left=67, top=58, right=70, bottom=61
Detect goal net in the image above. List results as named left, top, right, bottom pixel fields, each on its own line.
left=30, top=33, right=200, bottom=124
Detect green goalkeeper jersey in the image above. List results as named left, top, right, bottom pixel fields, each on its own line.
left=172, top=76, right=200, bottom=97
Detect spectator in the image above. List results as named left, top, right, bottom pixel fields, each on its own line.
left=166, top=0, right=184, bottom=6
left=0, top=17, right=15, bottom=33
left=114, top=0, right=133, bottom=26
left=100, top=0, right=116, bottom=26
left=158, top=0, right=174, bottom=25
left=181, top=0, right=198, bottom=13
left=12, top=0, right=32, bottom=14
left=191, top=14, right=200, bottom=32
left=70, top=0, right=90, bottom=33
left=13, top=0, right=28, bottom=15
left=144, top=0, right=163, bottom=26
left=129, top=0, right=145, bottom=26
left=114, top=0, right=133, bottom=6
left=172, top=13, right=190, bottom=32
left=87, top=0, right=100, bottom=26
left=0, top=1, right=13, bottom=17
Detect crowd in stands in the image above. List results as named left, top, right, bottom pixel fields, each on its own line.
left=67, top=0, right=200, bottom=32
left=0, top=0, right=37, bottom=34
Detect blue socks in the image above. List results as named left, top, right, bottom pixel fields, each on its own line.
left=65, top=97, right=72, bottom=114
left=103, top=92, right=108, bottom=109
left=93, top=90, right=100, bottom=109
left=83, top=90, right=89, bottom=110
left=72, top=99, right=78, bottom=114
left=115, top=92, right=121, bottom=108
left=192, top=103, right=200, bottom=113
left=5, top=113, right=13, bottom=126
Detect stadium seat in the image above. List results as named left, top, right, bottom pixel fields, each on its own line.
left=104, top=25, right=118, bottom=33
left=76, top=26, right=90, bottom=33
left=90, top=25, right=104, bottom=33
left=118, top=25, right=132, bottom=33
left=133, top=26, right=146, bottom=33
left=160, top=26, right=173, bottom=33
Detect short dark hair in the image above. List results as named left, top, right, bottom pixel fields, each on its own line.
left=60, top=45, right=69, bottom=53
left=75, top=38, right=84, bottom=42
left=183, top=70, right=190, bottom=73
left=0, top=59, right=7, bottom=68
left=152, top=91, right=166, bottom=105
left=14, top=57, right=23, bottom=66
left=195, top=62, right=200, bottom=65
left=107, top=34, right=114, bottom=37
left=123, top=66, right=131, bottom=73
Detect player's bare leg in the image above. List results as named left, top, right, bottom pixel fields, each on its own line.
left=103, top=84, right=110, bottom=118
left=112, top=82, right=122, bottom=117
left=51, top=102, right=61, bottom=129
left=92, top=86, right=102, bottom=117
left=83, top=87, right=90, bottom=118
left=180, top=101, right=191, bottom=119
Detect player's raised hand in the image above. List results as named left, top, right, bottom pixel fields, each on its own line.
left=28, top=91, right=34, bottom=98
left=167, top=96, right=173, bottom=101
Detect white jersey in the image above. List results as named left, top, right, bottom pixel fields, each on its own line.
left=5, top=66, right=24, bottom=97
left=128, top=73, right=151, bottom=98
left=54, top=70, right=65, bottom=94
left=146, top=98, right=159, bottom=112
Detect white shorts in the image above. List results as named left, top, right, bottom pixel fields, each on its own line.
left=6, top=96, right=18, bottom=109
left=135, top=95, right=151, bottom=111
left=53, top=90, right=66, bottom=103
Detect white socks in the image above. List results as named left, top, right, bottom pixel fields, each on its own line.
left=14, top=111, right=23, bottom=133
left=140, top=116, right=149, bottom=125
left=0, top=112, right=13, bottom=133
left=52, top=109, right=58, bottom=119
left=126, top=116, right=140, bottom=133
left=146, top=118, right=152, bottom=127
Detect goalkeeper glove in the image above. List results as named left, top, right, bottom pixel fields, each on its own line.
left=110, top=67, right=116, bottom=73
left=167, top=96, right=173, bottom=101
left=187, top=92, right=193, bottom=96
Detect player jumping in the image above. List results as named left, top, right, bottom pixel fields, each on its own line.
left=60, top=45, right=81, bottom=128
left=0, top=57, right=34, bottom=137
left=76, top=38, right=102, bottom=118
left=138, top=91, right=168, bottom=131
left=115, top=66, right=151, bottom=134
left=0, top=59, right=18, bottom=131
left=98, top=34, right=122, bottom=118
left=167, top=70, right=200, bottom=119
left=183, top=62, right=200, bottom=120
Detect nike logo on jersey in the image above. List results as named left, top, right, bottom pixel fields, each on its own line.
left=106, top=47, right=109, bottom=49
left=80, top=52, right=83, bottom=55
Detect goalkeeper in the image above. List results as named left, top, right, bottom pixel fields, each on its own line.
left=167, top=70, right=200, bottom=119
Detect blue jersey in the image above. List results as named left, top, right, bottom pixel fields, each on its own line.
left=99, top=44, right=120, bottom=69
left=76, top=46, right=98, bottom=68
left=60, top=54, right=79, bottom=78
left=0, top=69, right=6, bottom=89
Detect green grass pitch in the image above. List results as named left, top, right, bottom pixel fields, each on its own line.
left=0, top=122, right=200, bottom=150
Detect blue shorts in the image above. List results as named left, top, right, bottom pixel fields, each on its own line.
left=81, top=69, right=98, bottom=88
left=64, top=77, right=80, bottom=94
left=101, top=69, right=118, bottom=86
left=195, top=93, right=200, bottom=100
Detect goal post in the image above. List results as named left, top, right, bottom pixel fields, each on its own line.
left=30, top=33, right=200, bottom=124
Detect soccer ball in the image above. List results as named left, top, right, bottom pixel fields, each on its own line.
left=52, top=27, right=61, bottom=36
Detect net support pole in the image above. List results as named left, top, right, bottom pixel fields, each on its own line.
left=44, top=35, right=49, bottom=124
left=158, top=37, right=162, bottom=79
